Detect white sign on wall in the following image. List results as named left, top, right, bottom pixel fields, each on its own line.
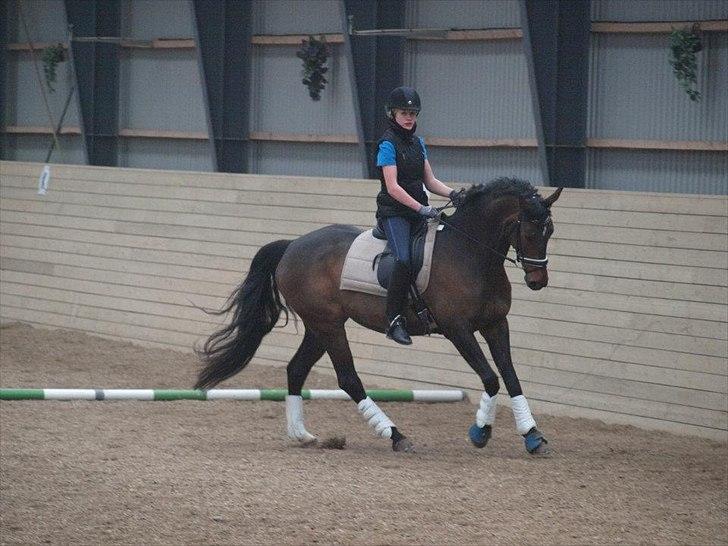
left=38, top=165, right=50, bottom=195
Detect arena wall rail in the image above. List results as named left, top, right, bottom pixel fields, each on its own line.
left=0, top=161, right=725, bottom=441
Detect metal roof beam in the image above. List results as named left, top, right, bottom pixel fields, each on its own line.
left=341, top=0, right=406, bottom=179
left=520, top=0, right=590, bottom=188
left=65, top=0, right=121, bottom=166
left=0, top=1, right=7, bottom=158
left=192, top=0, right=252, bottom=173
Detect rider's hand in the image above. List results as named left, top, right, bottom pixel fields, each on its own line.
left=418, top=205, right=441, bottom=219
left=449, top=188, right=466, bottom=207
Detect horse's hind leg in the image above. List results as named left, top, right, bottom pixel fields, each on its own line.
left=287, top=330, right=326, bottom=395
left=285, top=330, right=326, bottom=445
left=320, top=326, right=414, bottom=452
left=480, top=320, right=550, bottom=455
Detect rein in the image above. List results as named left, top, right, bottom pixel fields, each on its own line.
left=436, top=215, right=517, bottom=265
left=436, top=202, right=547, bottom=269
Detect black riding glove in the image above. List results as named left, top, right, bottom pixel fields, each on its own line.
left=449, top=188, right=466, bottom=207
left=418, top=205, right=441, bottom=219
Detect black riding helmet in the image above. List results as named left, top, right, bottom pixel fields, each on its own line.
left=385, top=86, right=421, bottom=118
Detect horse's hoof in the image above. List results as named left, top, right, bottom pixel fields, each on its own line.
left=523, top=427, right=550, bottom=456
left=530, top=441, right=551, bottom=456
left=300, top=437, right=319, bottom=448
left=393, top=437, right=416, bottom=453
left=289, top=433, right=318, bottom=447
left=468, top=423, right=492, bottom=448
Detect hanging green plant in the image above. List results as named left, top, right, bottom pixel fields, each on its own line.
left=41, top=43, right=66, bottom=93
left=296, top=35, right=330, bottom=101
left=669, top=23, right=702, bottom=102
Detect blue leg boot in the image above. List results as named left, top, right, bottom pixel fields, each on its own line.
left=468, top=423, right=492, bottom=448
left=523, top=427, right=550, bottom=455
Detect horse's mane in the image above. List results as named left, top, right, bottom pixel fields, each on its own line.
left=461, top=177, right=550, bottom=219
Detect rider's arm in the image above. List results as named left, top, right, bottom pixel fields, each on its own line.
left=382, top=166, right=426, bottom=211
left=423, top=159, right=455, bottom=198
left=419, top=139, right=455, bottom=198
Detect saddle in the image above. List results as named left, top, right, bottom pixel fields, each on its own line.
left=371, top=220, right=428, bottom=289
left=339, top=220, right=442, bottom=332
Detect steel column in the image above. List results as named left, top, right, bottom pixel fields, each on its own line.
left=520, top=0, right=590, bottom=188
left=192, top=0, right=252, bottom=173
left=342, top=0, right=406, bottom=179
left=64, top=0, right=120, bottom=166
left=0, top=0, right=8, bottom=158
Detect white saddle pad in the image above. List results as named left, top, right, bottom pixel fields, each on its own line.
left=339, top=220, right=440, bottom=297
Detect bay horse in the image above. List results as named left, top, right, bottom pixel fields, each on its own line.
left=195, top=177, right=562, bottom=455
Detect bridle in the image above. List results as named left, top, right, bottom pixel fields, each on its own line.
left=511, top=214, right=550, bottom=270
left=437, top=199, right=550, bottom=271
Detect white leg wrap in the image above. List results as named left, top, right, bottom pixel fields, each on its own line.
left=511, top=395, right=537, bottom=435
left=285, top=395, right=317, bottom=444
left=357, top=397, right=395, bottom=439
left=475, top=392, right=497, bottom=428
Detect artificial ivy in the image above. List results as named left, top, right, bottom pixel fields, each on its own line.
left=669, top=24, right=702, bottom=102
left=41, top=43, right=66, bottom=93
left=296, top=35, right=330, bottom=101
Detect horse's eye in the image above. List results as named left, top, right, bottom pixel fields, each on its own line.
left=525, top=227, right=539, bottom=240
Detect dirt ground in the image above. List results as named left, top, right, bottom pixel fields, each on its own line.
left=0, top=323, right=726, bottom=545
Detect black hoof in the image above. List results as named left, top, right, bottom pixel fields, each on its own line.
left=392, top=437, right=415, bottom=452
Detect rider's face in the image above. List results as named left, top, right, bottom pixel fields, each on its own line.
left=394, top=109, right=418, bottom=130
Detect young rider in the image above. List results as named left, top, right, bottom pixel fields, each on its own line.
left=375, top=86, right=465, bottom=345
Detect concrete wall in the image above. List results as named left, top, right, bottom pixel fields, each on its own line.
left=1, top=160, right=726, bottom=441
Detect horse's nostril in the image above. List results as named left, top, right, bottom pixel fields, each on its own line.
left=525, top=268, right=548, bottom=290
left=526, top=277, right=547, bottom=290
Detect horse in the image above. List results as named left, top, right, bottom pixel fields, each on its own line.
left=194, top=177, right=562, bottom=455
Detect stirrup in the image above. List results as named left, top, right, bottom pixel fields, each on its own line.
left=386, top=315, right=412, bottom=345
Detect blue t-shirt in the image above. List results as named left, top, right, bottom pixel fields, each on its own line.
left=376, top=137, right=428, bottom=167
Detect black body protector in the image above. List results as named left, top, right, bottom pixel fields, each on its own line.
left=375, top=120, right=428, bottom=222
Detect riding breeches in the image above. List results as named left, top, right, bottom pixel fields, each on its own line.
left=380, top=216, right=418, bottom=266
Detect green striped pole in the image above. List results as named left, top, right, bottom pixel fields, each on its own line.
left=0, top=388, right=464, bottom=402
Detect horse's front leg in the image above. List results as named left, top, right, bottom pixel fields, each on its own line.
left=441, top=325, right=501, bottom=449
left=480, top=320, right=550, bottom=455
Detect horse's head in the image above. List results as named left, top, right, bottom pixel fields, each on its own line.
left=451, top=179, right=562, bottom=289
left=510, top=187, right=562, bottom=290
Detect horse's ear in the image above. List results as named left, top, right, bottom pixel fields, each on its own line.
left=542, top=187, right=563, bottom=208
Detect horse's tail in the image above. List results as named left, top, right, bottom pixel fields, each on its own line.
left=194, top=239, right=292, bottom=390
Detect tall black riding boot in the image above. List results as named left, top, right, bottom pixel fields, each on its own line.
left=385, top=260, right=412, bottom=345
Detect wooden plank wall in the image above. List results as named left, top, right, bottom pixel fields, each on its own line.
left=1, top=161, right=726, bottom=441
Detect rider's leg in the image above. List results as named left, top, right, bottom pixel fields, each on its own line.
left=380, top=216, right=413, bottom=345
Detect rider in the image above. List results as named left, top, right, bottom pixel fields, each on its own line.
left=376, top=86, right=465, bottom=345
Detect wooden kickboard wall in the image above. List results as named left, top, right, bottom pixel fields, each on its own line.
left=1, top=161, right=726, bottom=441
